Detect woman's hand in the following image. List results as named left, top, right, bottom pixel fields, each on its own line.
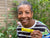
left=31, top=30, right=42, bottom=38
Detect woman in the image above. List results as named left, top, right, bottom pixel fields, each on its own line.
left=17, top=1, right=49, bottom=38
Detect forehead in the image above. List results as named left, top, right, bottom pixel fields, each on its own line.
left=18, top=5, right=31, bottom=11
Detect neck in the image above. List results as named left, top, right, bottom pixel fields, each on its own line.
left=24, top=19, right=35, bottom=28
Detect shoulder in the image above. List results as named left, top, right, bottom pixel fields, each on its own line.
left=35, top=20, right=47, bottom=27
left=35, top=20, right=49, bottom=32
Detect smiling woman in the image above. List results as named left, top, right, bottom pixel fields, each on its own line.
left=18, top=4, right=33, bottom=27
left=17, top=1, right=49, bottom=38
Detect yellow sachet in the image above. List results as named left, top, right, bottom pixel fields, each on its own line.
left=21, top=27, right=34, bottom=32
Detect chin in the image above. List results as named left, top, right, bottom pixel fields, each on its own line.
left=22, top=23, right=28, bottom=26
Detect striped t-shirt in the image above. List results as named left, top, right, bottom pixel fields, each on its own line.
left=17, top=20, right=49, bottom=38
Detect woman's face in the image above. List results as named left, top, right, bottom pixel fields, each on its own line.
left=18, top=5, right=33, bottom=26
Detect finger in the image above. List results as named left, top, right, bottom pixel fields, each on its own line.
left=31, top=30, right=42, bottom=37
left=31, top=31, right=34, bottom=36
left=35, top=32, right=42, bottom=37
left=31, top=30, right=40, bottom=36
left=33, top=30, right=42, bottom=37
left=31, top=35, right=37, bottom=38
left=36, top=30, right=42, bottom=36
left=32, top=30, right=39, bottom=34
left=34, top=30, right=42, bottom=34
left=31, top=30, right=36, bottom=36
left=36, top=30, right=41, bottom=33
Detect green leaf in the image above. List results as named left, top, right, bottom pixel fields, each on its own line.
left=0, top=33, right=4, bottom=37
left=2, top=15, right=7, bottom=17
left=8, top=14, right=13, bottom=19
left=8, top=26, right=16, bottom=30
left=4, top=19, right=7, bottom=23
left=13, top=0, right=18, bottom=3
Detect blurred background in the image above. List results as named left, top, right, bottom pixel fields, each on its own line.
left=0, top=0, right=50, bottom=38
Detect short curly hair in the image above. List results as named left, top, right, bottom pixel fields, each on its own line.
left=17, top=1, right=33, bottom=12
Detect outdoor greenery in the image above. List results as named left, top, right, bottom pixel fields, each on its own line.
left=27, top=0, right=50, bottom=29
left=0, top=0, right=50, bottom=38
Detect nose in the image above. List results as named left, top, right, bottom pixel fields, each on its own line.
left=22, top=13, right=26, bottom=18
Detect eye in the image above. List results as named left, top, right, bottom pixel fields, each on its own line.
left=18, top=11, right=23, bottom=15
left=25, top=11, right=29, bottom=14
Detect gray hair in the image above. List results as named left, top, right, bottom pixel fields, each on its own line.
left=17, top=1, right=33, bottom=12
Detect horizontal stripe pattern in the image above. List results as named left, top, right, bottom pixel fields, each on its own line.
left=17, top=20, right=49, bottom=38
left=35, top=25, right=47, bottom=27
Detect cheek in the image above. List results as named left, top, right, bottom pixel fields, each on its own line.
left=27, top=14, right=32, bottom=18
left=18, top=15, right=21, bottom=19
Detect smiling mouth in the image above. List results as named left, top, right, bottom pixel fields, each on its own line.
left=20, top=19, right=28, bottom=23
left=22, top=20, right=27, bottom=23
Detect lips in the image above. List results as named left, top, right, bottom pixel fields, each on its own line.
left=22, top=19, right=27, bottom=23
left=19, top=18, right=30, bottom=23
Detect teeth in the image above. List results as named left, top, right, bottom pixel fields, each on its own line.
left=23, top=20, right=26, bottom=21
left=22, top=20, right=27, bottom=22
